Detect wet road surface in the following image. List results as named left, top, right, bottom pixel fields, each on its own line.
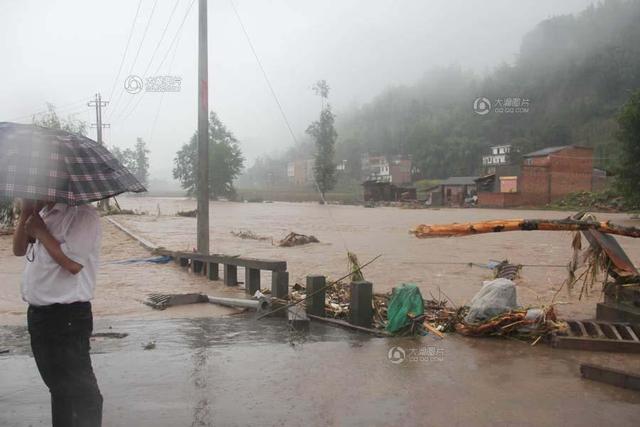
left=1, top=316, right=639, bottom=427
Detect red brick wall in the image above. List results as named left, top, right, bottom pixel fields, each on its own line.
left=548, top=147, right=593, bottom=201
left=478, top=192, right=522, bottom=208
left=389, top=160, right=412, bottom=185
left=520, top=165, right=550, bottom=205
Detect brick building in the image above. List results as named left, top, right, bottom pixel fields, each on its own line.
left=477, top=145, right=596, bottom=207
left=361, top=154, right=412, bottom=185
left=425, top=176, right=478, bottom=207
left=287, top=159, right=314, bottom=186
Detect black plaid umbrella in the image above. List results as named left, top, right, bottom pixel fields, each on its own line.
left=0, top=122, right=146, bottom=205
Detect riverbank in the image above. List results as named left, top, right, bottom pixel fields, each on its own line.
left=0, top=218, right=242, bottom=326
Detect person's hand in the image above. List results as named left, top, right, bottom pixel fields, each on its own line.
left=24, top=212, right=47, bottom=239
left=18, top=199, right=44, bottom=219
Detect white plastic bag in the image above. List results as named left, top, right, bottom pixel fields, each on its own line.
left=464, top=278, right=518, bottom=323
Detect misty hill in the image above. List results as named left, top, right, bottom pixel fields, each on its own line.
left=335, top=0, right=640, bottom=179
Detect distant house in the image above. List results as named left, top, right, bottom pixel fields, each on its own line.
left=362, top=180, right=416, bottom=202
left=425, top=176, right=478, bottom=207
left=477, top=145, right=599, bottom=207
left=287, top=159, right=314, bottom=186
left=361, top=154, right=413, bottom=185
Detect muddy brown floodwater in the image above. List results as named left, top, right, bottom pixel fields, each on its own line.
left=1, top=197, right=639, bottom=426
left=115, top=197, right=640, bottom=320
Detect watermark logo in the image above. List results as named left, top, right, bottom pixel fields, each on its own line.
left=124, top=75, right=143, bottom=94
left=474, top=96, right=530, bottom=115
left=473, top=97, right=491, bottom=115
left=124, top=74, right=182, bottom=94
left=388, top=345, right=444, bottom=363
left=388, top=346, right=406, bottom=364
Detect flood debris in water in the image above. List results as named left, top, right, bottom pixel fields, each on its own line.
left=176, top=209, right=197, bottom=217
left=278, top=232, right=319, bottom=247
left=230, top=229, right=271, bottom=241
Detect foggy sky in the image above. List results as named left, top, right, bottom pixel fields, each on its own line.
left=0, top=0, right=595, bottom=186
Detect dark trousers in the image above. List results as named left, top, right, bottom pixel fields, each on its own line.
left=28, top=302, right=103, bottom=427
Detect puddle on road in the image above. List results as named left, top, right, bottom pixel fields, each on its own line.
left=0, top=315, right=370, bottom=357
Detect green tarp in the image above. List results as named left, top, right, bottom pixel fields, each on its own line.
left=385, top=283, right=424, bottom=333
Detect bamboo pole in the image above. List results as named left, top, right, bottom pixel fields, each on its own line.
left=411, top=219, right=640, bottom=239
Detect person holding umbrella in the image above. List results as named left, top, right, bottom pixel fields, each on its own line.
left=1, top=122, right=145, bottom=426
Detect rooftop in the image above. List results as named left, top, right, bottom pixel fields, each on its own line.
left=439, top=176, right=479, bottom=186
left=523, top=145, right=592, bottom=158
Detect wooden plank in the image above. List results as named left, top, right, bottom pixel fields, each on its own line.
left=411, top=218, right=640, bottom=239
left=162, top=250, right=286, bottom=272
left=580, top=363, right=640, bottom=391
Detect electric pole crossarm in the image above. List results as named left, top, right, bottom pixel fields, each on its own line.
left=87, top=93, right=110, bottom=144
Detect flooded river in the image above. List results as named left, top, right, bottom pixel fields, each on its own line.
left=2, top=197, right=639, bottom=426
left=115, top=197, right=640, bottom=319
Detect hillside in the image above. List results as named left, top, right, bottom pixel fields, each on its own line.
left=336, top=0, right=640, bottom=179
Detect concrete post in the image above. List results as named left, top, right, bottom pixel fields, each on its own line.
left=245, top=268, right=261, bottom=296
left=271, top=271, right=289, bottom=298
left=193, top=260, right=204, bottom=274
left=306, top=275, right=326, bottom=317
left=224, top=264, right=238, bottom=286
left=270, top=271, right=289, bottom=318
left=349, top=280, right=373, bottom=327
left=208, top=262, right=219, bottom=281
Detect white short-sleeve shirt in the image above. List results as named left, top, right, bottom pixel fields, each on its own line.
left=21, top=203, right=101, bottom=306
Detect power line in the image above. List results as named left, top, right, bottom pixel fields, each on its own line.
left=8, top=96, right=92, bottom=122
left=148, top=23, right=185, bottom=144
left=114, top=0, right=195, bottom=126
left=106, top=0, right=144, bottom=105
left=229, top=0, right=298, bottom=146
left=151, top=0, right=197, bottom=76
left=229, top=0, right=350, bottom=253
left=109, top=0, right=160, bottom=121
left=140, top=0, right=182, bottom=78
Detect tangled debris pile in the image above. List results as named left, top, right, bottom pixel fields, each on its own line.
left=455, top=306, right=562, bottom=342
left=278, top=232, right=319, bottom=247
left=287, top=278, right=563, bottom=342
left=230, top=229, right=271, bottom=241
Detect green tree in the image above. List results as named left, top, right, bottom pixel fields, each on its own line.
left=616, top=90, right=640, bottom=208
left=173, top=112, right=244, bottom=199
left=32, top=103, right=88, bottom=135
left=307, top=80, right=337, bottom=200
left=132, top=138, right=150, bottom=186
left=110, top=138, right=150, bottom=186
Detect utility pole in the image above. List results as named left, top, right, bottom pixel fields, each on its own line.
left=88, top=93, right=110, bottom=144
left=197, top=0, right=210, bottom=255
left=88, top=92, right=111, bottom=210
